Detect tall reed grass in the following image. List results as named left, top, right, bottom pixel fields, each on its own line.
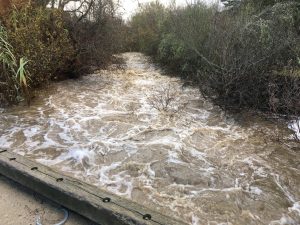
left=0, top=24, right=29, bottom=105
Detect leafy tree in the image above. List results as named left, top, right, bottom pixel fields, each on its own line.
left=129, top=1, right=166, bottom=55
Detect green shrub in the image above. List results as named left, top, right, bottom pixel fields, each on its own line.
left=157, top=34, right=199, bottom=79
left=1, top=0, right=126, bottom=106
left=6, top=5, right=75, bottom=87
left=129, top=1, right=300, bottom=115
left=129, top=1, right=166, bottom=55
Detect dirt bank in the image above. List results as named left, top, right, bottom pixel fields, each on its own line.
left=0, top=175, right=97, bottom=225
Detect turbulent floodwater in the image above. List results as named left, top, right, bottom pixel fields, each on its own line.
left=0, top=53, right=300, bottom=225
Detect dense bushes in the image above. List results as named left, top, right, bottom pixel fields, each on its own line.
left=0, top=25, right=15, bottom=104
left=0, top=5, right=76, bottom=105
left=198, top=2, right=300, bottom=114
left=63, top=0, right=128, bottom=69
left=0, top=0, right=126, bottom=106
left=129, top=2, right=166, bottom=55
left=128, top=0, right=300, bottom=116
left=6, top=5, right=75, bottom=86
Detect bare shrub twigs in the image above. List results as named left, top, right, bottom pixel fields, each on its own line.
left=147, top=83, right=182, bottom=113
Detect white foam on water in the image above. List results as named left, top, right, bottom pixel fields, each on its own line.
left=167, top=150, right=185, bottom=164
left=61, top=146, right=95, bottom=163
left=272, top=173, right=296, bottom=203
left=216, top=223, right=233, bottom=225
left=36, top=155, right=66, bottom=166
left=269, top=214, right=297, bottom=225
left=188, top=148, right=210, bottom=164
left=288, top=119, right=300, bottom=140
left=1, top=52, right=299, bottom=225
left=191, top=215, right=200, bottom=225
left=98, top=162, right=122, bottom=182
left=0, top=136, right=13, bottom=148
left=241, top=157, right=269, bottom=178
left=190, top=187, right=242, bottom=195
left=97, top=161, right=134, bottom=197
left=289, top=201, right=300, bottom=215
left=23, top=127, right=39, bottom=138
left=249, top=186, right=263, bottom=195
left=0, top=126, right=23, bottom=148
left=134, top=79, right=156, bottom=86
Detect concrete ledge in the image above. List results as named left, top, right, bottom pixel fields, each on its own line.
left=0, top=149, right=186, bottom=225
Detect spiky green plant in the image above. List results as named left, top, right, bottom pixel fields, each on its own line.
left=16, top=57, right=29, bottom=87
left=16, top=57, right=30, bottom=104
left=0, top=24, right=30, bottom=105
left=0, top=25, right=17, bottom=73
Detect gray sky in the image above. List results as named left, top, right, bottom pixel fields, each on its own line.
left=118, top=0, right=221, bottom=19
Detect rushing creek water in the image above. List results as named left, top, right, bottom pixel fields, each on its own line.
left=0, top=53, right=300, bottom=225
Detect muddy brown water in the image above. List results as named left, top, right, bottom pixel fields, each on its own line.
left=0, top=53, right=300, bottom=225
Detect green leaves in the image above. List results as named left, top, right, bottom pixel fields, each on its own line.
left=16, top=57, right=29, bottom=88
left=0, top=25, right=17, bottom=71
left=6, top=6, right=75, bottom=87
left=0, top=23, right=31, bottom=105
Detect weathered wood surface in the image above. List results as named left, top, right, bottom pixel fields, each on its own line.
left=0, top=149, right=187, bottom=225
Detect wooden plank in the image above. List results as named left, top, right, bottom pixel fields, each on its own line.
left=0, top=149, right=187, bottom=225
